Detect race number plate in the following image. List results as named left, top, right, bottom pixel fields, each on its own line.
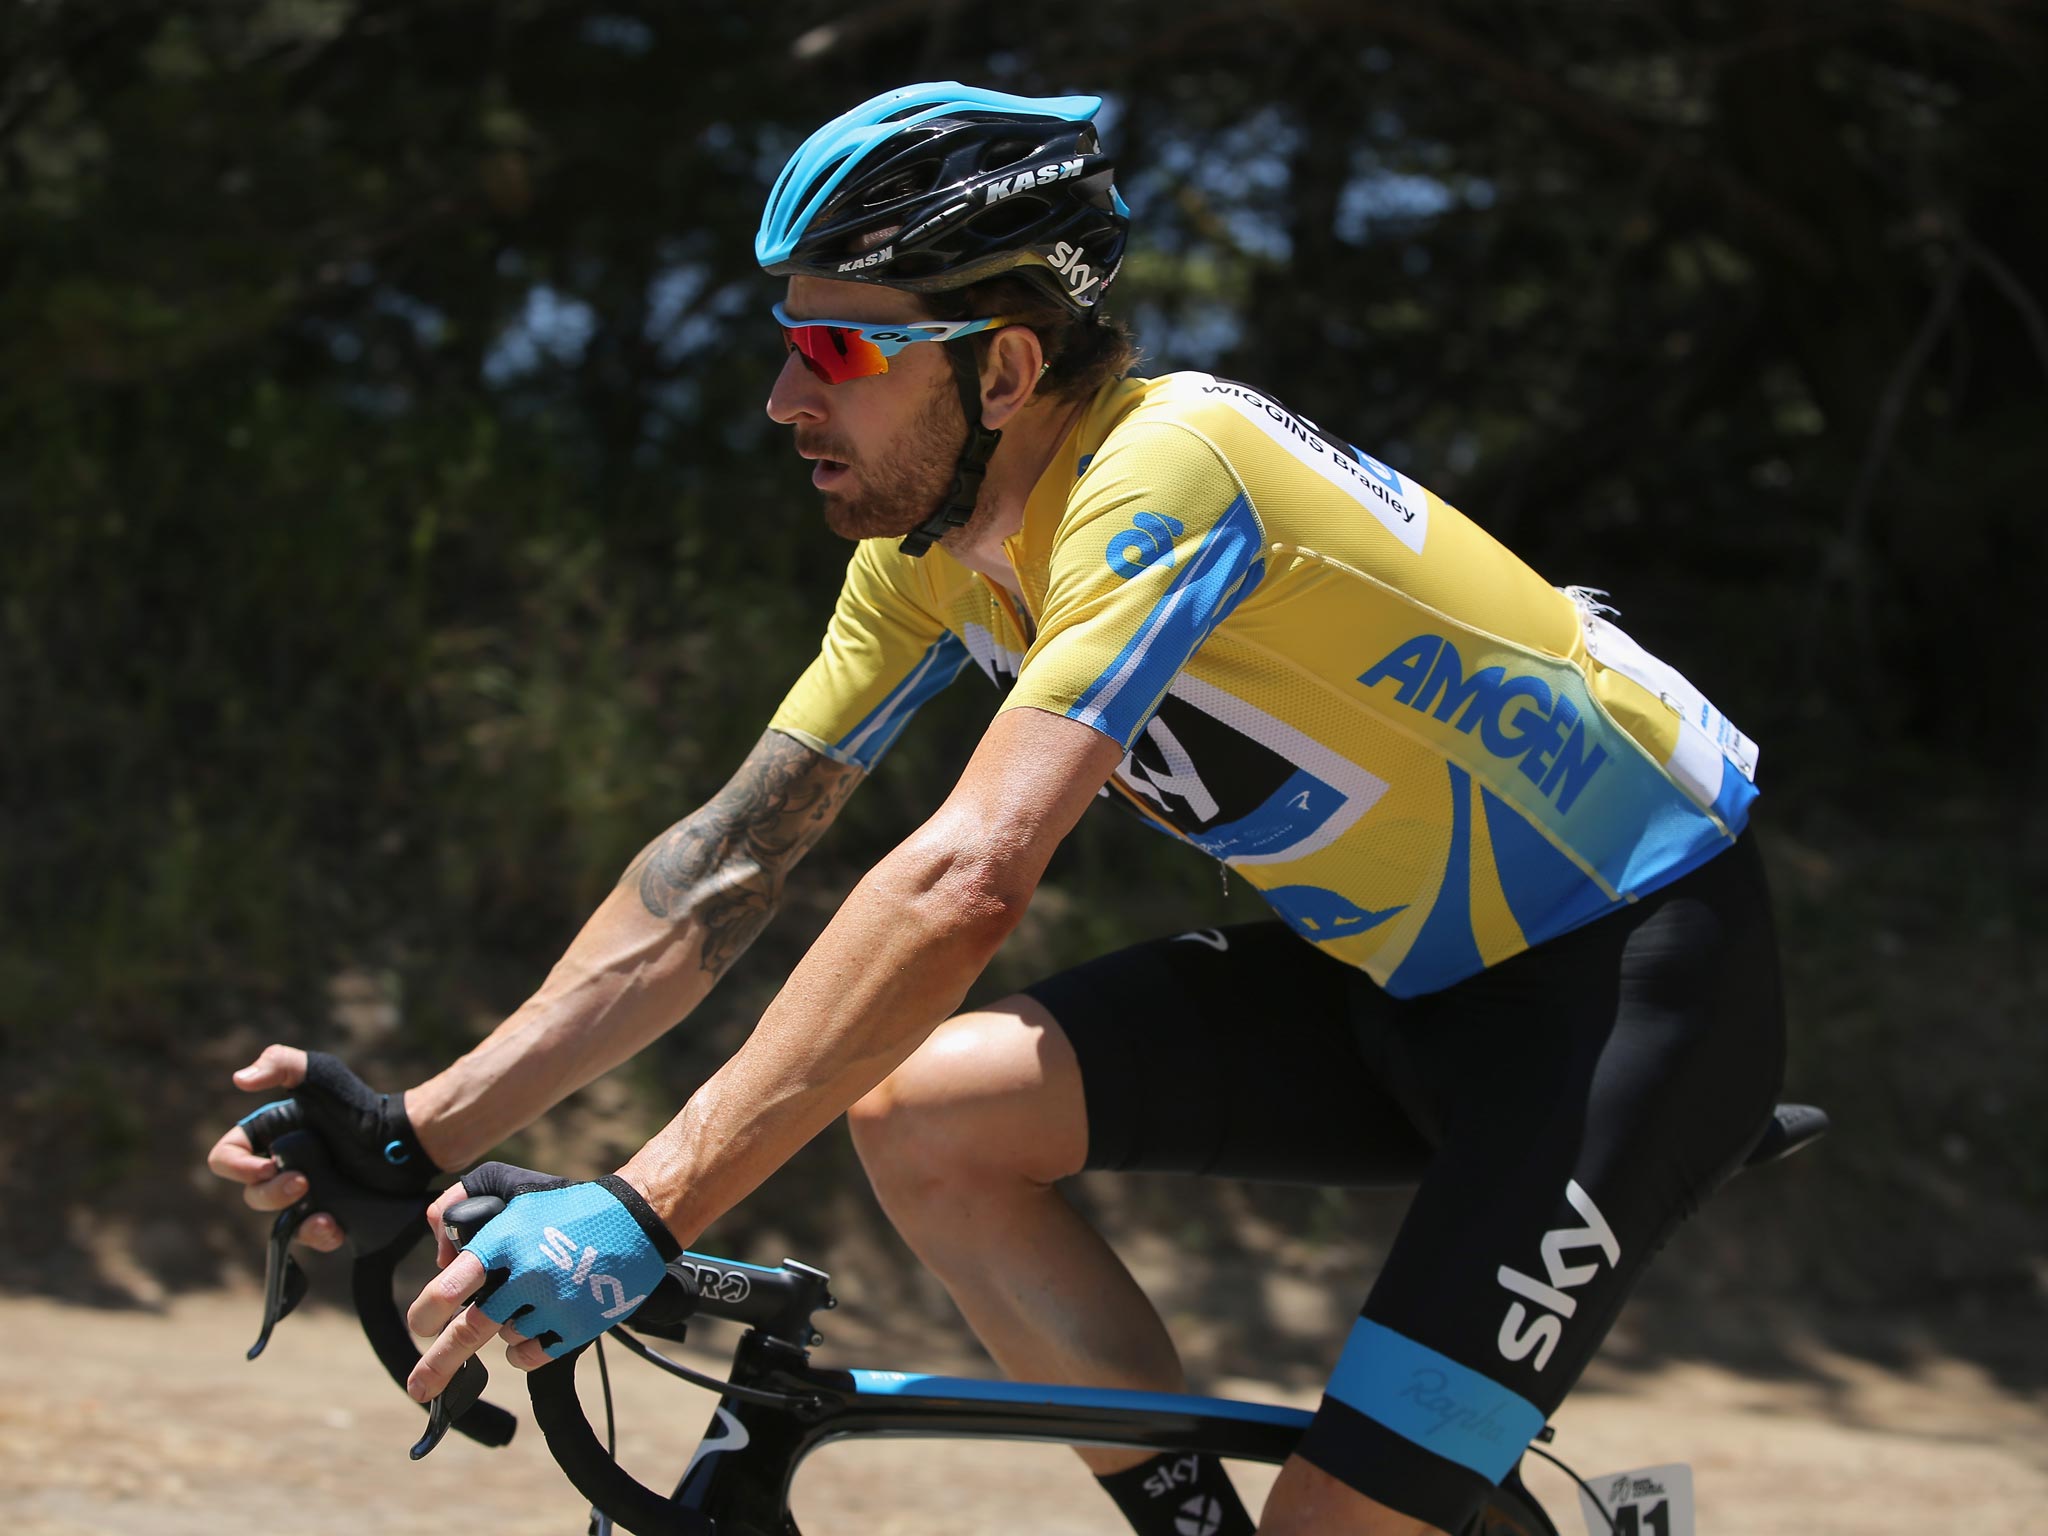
left=1577, top=1462, right=1694, bottom=1536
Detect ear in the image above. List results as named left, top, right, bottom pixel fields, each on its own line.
left=976, top=325, right=1047, bottom=430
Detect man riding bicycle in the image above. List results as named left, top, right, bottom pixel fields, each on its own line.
left=209, top=82, right=1785, bottom=1536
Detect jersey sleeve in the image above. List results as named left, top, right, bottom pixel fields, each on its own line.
left=999, top=421, right=1267, bottom=750
left=769, top=537, right=971, bottom=770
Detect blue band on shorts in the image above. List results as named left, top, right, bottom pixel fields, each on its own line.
left=1325, top=1318, right=1544, bottom=1482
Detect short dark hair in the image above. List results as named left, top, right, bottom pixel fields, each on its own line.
left=923, top=274, right=1140, bottom=402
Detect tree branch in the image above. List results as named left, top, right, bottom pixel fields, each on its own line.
left=1323, top=1, right=1838, bottom=279
left=1826, top=250, right=1967, bottom=674
left=1132, top=1, right=1841, bottom=281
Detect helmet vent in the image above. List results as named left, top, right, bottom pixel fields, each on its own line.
left=858, top=160, right=940, bottom=210
left=969, top=193, right=1051, bottom=240
left=979, top=136, right=1040, bottom=172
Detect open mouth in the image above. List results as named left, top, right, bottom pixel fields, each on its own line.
left=812, top=459, right=850, bottom=488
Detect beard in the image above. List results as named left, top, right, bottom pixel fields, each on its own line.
left=802, top=379, right=967, bottom=543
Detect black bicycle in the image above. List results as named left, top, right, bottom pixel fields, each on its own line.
left=240, top=1100, right=1829, bottom=1536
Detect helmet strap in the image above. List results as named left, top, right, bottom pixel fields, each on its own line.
left=899, top=339, right=1002, bottom=559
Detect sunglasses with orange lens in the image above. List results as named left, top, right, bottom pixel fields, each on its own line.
left=773, top=303, right=1019, bottom=385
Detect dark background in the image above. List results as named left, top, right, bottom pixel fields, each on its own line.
left=4, top=0, right=2042, bottom=1388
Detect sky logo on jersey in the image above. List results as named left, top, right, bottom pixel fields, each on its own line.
left=1108, top=680, right=1388, bottom=865
left=1107, top=510, right=1184, bottom=578
left=1359, top=635, right=1608, bottom=813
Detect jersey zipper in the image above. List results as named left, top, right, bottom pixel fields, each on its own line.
left=980, top=575, right=1036, bottom=649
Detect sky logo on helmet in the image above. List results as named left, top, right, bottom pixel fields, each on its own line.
left=1049, top=240, right=1098, bottom=298
left=985, top=157, right=1084, bottom=204
left=838, top=245, right=893, bottom=272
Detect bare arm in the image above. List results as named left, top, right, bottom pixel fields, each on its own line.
left=403, top=729, right=863, bottom=1168
left=619, top=705, right=1125, bottom=1244
left=405, top=706, right=1123, bottom=1395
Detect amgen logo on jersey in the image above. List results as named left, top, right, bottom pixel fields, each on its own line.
left=1359, top=634, right=1608, bottom=813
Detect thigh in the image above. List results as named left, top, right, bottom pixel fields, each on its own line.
left=1024, top=922, right=1434, bottom=1185
left=1377, top=832, right=1787, bottom=1358
left=1299, top=834, right=1788, bottom=1528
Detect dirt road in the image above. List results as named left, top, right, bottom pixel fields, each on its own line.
left=2, top=1289, right=2042, bottom=1534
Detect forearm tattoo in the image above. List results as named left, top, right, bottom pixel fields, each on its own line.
left=620, top=733, right=863, bottom=978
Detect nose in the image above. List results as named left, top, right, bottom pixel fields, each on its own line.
left=766, top=349, right=826, bottom=426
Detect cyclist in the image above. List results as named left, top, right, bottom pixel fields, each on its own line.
left=209, top=83, right=1785, bottom=1536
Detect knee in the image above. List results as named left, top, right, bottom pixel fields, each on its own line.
left=847, top=1020, right=992, bottom=1187
left=846, top=1069, right=928, bottom=1173
left=847, top=1001, right=1084, bottom=1197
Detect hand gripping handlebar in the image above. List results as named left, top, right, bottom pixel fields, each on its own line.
left=240, top=1100, right=515, bottom=1454
left=445, top=1193, right=838, bottom=1536
left=444, top=1192, right=715, bottom=1533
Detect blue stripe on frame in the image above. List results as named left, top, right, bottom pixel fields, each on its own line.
left=1323, top=1318, right=1544, bottom=1482
left=847, top=1371, right=1313, bottom=1429
left=679, top=1252, right=790, bottom=1277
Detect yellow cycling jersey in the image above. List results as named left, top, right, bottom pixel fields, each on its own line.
left=771, top=371, right=1761, bottom=997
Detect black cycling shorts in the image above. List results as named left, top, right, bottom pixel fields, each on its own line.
left=1025, top=833, right=1785, bottom=1531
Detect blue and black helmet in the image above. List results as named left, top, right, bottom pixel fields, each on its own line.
left=756, top=82, right=1129, bottom=313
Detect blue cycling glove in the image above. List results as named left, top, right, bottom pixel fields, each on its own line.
left=458, top=1161, right=681, bottom=1357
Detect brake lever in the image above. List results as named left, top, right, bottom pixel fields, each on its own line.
left=403, top=1193, right=510, bottom=1461
left=236, top=1098, right=520, bottom=1453
left=243, top=1109, right=425, bottom=1359
left=249, top=1204, right=315, bottom=1360
left=243, top=1101, right=314, bottom=1360
left=411, top=1356, right=491, bottom=1460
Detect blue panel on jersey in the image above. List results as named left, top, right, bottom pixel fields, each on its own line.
left=1384, top=764, right=1483, bottom=998
left=1611, top=790, right=1727, bottom=896
left=1210, top=556, right=1264, bottom=629
left=1068, top=493, right=1265, bottom=748
left=1324, top=1318, right=1545, bottom=1482
left=1480, top=789, right=1620, bottom=950
left=1710, top=754, right=1755, bottom=835
left=1186, top=768, right=1341, bottom=861
left=1262, top=884, right=1406, bottom=942
left=833, top=631, right=969, bottom=769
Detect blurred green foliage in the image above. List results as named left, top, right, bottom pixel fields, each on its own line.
left=2, top=1, right=2041, bottom=1314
